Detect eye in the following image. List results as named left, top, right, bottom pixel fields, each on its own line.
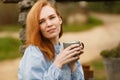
left=49, top=16, right=55, bottom=20
left=39, top=19, right=45, bottom=24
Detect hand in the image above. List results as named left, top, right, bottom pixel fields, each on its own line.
left=69, top=42, right=84, bottom=72
left=53, top=44, right=82, bottom=69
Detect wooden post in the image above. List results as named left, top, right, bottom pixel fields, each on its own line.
left=82, top=65, right=95, bottom=80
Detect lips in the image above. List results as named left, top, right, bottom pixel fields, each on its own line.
left=47, top=28, right=56, bottom=33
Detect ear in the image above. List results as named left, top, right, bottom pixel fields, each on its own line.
left=58, top=16, right=62, bottom=24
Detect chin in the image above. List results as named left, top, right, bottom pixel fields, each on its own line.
left=47, top=35, right=57, bottom=39
left=46, top=33, right=58, bottom=39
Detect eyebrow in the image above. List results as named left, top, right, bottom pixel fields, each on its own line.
left=49, top=14, right=56, bottom=17
left=39, top=18, right=45, bottom=22
left=40, top=14, right=56, bottom=20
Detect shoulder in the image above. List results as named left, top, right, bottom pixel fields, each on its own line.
left=20, top=45, right=46, bottom=65
left=24, top=45, right=44, bottom=58
left=25, top=45, right=40, bottom=53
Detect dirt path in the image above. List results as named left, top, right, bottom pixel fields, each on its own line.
left=0, top=59, right=20, bottom=80
left=0, top=13, right=120, bottom=80
left=0, top=31, right=19, bottom=38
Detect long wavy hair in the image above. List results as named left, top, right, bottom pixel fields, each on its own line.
left=26, top=0, right=63, bottom=61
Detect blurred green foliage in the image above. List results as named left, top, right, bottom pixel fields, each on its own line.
left=100, top=43, right=120, bottom=58
left=0, top=37, right=22, bottom=61
left=88, top=1, right=120, bottom=14
left=63, top=15, right=103, bottom=32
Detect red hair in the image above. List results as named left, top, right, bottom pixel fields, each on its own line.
left=26, top=0, right=63, bottom=61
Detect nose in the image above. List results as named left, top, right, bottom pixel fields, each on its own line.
left=46, top=19, right=52, bottom=27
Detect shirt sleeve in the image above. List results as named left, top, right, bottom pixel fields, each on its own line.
left=71, top=61, right=85, bottom=80
left=18, top=45, right=63, bottom=80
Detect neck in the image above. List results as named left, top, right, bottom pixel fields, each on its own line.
left=50, top=36, right=59, bottom=45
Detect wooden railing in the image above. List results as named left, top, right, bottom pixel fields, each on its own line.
left=82, top=65, right=94, bottom=80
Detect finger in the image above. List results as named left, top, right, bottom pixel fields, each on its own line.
left=68, top=47, right=81, bottom=53
left=65, top=51, right=81, bottom=59
left=78, top=51, right=84, bottom=55
left=66, top=44, right=80, bottom=50
left=64, top=56, right=79, bottom=64
left=71, top=57, right=80, bottom=62
left=80, top=42, right=84, bottom=49
left=72, top=51, right=84, bottom=58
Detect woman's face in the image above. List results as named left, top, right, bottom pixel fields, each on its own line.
left=39, top=5, right=62, bottom=40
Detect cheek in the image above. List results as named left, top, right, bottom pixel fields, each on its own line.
left=39, top=26, right=46, bottom=35
left=58, top=25, right=61, bottom=32
left=56, top=25, right=61, bottom=36
left=57, top=22, right=61, bottom=31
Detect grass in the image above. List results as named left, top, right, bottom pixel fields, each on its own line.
left=63, top=16, right=103, bottom=32
left=0, top=37, right=22, bottom=61
left=84, top=58, right=107, bottom=80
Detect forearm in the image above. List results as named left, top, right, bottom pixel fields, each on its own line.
left=71, top=68, right=84, bottom=80
left=71, top=62, right=84, bottom=80
left=21, top=63, right=63, bottom=80
left=44, top=63, right=63, bottom=80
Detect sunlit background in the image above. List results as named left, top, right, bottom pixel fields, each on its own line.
left=0, top=1, right=120, bottom=80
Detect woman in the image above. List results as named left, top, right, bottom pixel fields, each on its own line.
left=18, top=0, right=84, bottom=80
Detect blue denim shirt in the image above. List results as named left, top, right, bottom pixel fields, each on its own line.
left=18, top=43, right=84, bottom=80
